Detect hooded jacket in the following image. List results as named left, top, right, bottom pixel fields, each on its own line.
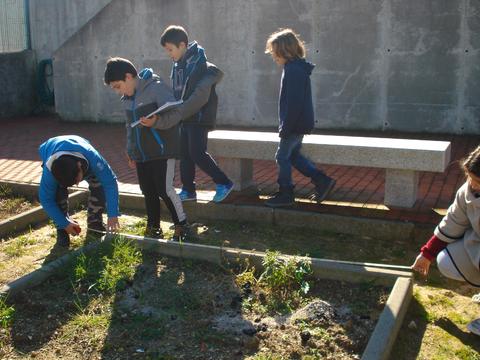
left=122, top=68, right=182, bottom=161
left=170, top=41, right=223, bottom=129
left=38, top=135, right=119, bottom=229
left=279, top=58, right=315, bottom=138
left=434, top=182, right=480, bottom=286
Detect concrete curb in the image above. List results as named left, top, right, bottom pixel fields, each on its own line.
left=362, top=277, right=413, bottom=360
left=0, top=180, right=434, bottom=242
left=0, top=190, right=87, bottom=239
left=119, top=192, right=425, bottom=242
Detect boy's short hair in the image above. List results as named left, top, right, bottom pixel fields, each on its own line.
left=160, top=25, right=188, bottom=47
left=51, top=155, right=82, bottom=187
left=265, top=28, right=306, bottom=61
left=104, top=57, right=137, bottom=85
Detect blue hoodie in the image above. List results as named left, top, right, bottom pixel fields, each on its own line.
left=279, top=58, right=315, bottom=138
left=38, top=135, right=120, bottom=229
left=171, top=41, right=207, bottom=100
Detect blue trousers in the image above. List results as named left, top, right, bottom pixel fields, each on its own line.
left=180, top=124, right=230, bottom=193
left=275, top=134, right=326, bottom=189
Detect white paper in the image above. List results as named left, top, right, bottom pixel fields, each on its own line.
left=130, top=100, right=183, bottom=128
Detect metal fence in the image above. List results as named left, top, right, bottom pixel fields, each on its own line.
left=0, top=0, right=30, bottom=53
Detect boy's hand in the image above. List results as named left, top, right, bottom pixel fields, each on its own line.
left=65, top=221, right=81, bottom=235
left=125, top=153, right=136, bottom=169
left=139, top=114, right=158, bottom=128
left=411, top=253, right=431, bottom=276
left=107, top=217, right=119, bottom=232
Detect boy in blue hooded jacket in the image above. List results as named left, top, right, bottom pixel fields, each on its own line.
left=264, top=29, right=336, bottom=207
left=38, top=135, right=120, bottom=246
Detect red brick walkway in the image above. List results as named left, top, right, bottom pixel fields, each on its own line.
left=1, top=115, right=479, bottom=225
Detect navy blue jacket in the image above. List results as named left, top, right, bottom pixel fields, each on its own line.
left=278, top=59, right=315, bottom=138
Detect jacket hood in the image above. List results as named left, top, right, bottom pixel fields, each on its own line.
left=286, top=58, right=315, bottom=75
left=136, top=67, right=161, bottom=92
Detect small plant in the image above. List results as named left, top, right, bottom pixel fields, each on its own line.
left=98, top=236, right=142, bottom=293
left=235, top=250, right=312, bottom=314
left=0, top=184, right=13, bottom=198
left=0, top=296, right=14, bottom=329
left=3, top=233, right=35, bottom=258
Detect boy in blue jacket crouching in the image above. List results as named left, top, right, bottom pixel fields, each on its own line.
left=39, top=135, right=120, bottom=247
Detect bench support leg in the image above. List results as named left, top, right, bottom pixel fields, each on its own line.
left=384, top=169, right=419, bottom=208
left=219, top=158, right=255, bottom=191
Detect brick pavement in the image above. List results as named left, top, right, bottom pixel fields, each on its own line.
left=1, top=115, right=479, bottom=226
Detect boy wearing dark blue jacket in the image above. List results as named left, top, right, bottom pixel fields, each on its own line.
left=159, top=25, right=234, bottom=203
left=264, top=29, right=335, bottom=207
left=39, top=135, right=120, bottom=246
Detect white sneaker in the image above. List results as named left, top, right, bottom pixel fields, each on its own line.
left=466, top=318, right=480, bottom=336
left=472, top=293, right=480, bottom=304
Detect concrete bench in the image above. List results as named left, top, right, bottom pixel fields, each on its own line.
left=207, top=130, right=451, bottom=208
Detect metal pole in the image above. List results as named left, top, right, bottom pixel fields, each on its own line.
left=24, top=0, right=31, bottom=50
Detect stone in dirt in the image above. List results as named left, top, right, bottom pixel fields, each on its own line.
left=211, top=312, right=256, bottom=336
left=289, top=299, right=336, bottom=325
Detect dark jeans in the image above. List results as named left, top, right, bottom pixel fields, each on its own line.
left=55, top=174, right=105, bottom=229
left=275, top=134, right=327, bottom=189
left=180, top=124, right=230, bottom=193
left=136, top=158, right=186, bottom=227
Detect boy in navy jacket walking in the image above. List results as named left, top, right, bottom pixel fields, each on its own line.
left=160, top=25, right=234, bottom=203
left=264, top=28, right=335, bottom=207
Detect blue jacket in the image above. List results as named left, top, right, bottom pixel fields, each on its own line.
left=38, top=135, right=120, bottom=228
left=278, top=58, right=315, bottom=138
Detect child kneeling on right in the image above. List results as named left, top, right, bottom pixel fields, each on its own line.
left=412, top=145, right=480, bottom=336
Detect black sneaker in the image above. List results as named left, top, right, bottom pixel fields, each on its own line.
left=172, top=224, right=190, bottom=242
left=144, top=227, right=164, bottom=239
left=312, top=176, right=336, bottom=203
left=265, top=190, right=295, bottom=208
left=56, top=229, right=70, bottom=247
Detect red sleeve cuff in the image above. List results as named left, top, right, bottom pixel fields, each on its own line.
left=420, top=234, right=448, bottom=262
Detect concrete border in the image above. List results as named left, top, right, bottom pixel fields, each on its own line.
left=0, top=191, right=87, bottom=238
left=118, top=191, right=422, bottom=242
left=0, top=180, right=434, bottom=242
left=361, top=277, right=413, bottom=360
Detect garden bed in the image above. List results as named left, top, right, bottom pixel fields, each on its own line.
left=1, top=234, right=392, bottom=359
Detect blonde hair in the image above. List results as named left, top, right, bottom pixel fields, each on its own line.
left=265, top=28, right=306, bottom=61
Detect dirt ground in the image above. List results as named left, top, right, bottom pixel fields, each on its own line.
left=0, top=234, right=388, bottom=359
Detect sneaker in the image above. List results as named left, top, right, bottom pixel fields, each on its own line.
left=56, top=229, right=70, bottom=247
left=144, top=227, right=163, bottom=239
left=265, top=189, right=295, bottom=208
left=172, top=223, right=190, bottom=242
left=213, top=182, right=234, bottom=203
left=178, top=189, right=197, bottom=202
left=311, top=176, right=336, bottom=203
left=467, top=318, right=480, bottom=336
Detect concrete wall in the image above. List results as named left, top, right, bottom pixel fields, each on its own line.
left=0, top=50, right=36, bottom=118
left=29, top=0, right=112, bottom=61
left=52, top=0, right=480, bottom=134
